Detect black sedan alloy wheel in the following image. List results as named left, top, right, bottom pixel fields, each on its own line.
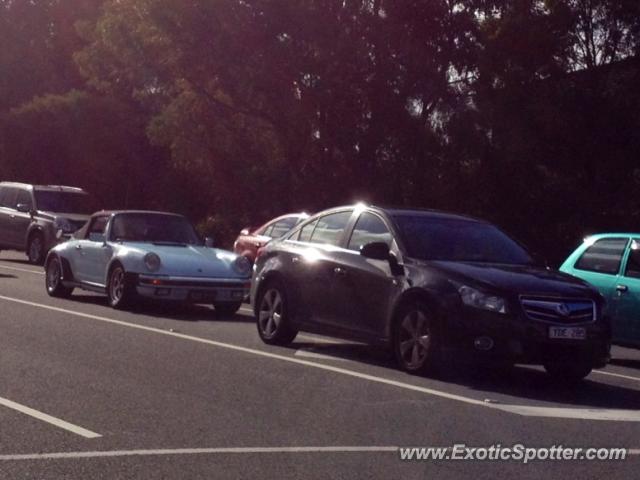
left=256, top=281, right=298, bottom=345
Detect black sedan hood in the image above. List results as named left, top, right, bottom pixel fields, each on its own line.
left=430, top=261, right=596, bottom=298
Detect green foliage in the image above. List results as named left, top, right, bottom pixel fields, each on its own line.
left=1, top=0, right=640, bottom=255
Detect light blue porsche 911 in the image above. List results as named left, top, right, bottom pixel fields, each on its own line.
left=44, top=210, right=252, bottom=315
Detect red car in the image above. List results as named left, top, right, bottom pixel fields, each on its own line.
left=233, top=213, right=309, bottom=263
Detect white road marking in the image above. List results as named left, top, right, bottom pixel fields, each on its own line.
left=0, top=396, right=100, bottom=439
left=2, top=294, right=640, bottom=422
left=0, top=446, right=637, bottom=461
left=495, top=404, right=640, bottom=422
left=0, top=446, right=397, bottom=461
left=593, top=369, right=640, bottom=383
left=296, top=334, right=347, bottom=345
left=294, top=349, right=349, bottom=361
left=0, top=264, right=44, bottom=276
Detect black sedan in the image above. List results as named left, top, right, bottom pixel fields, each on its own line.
left=250, top=205, right=611, bottom=380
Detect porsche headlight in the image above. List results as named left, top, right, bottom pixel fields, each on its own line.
left=144, top=252, right=162, bottom=272
left=459, top=285, right=507, bottom=314
left=232, top=256, right=252, bottom=276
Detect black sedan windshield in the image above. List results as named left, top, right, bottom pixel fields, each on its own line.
left=111, top=214, right=201, bottom=245
left=393, top=215, right=533, bottom=265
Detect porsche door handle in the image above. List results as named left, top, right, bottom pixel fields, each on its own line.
left=75, top=245, right=82, bottom=250
left=616, top=284, right=628, bottom=293
left=291, top=257, right=300, bottom=264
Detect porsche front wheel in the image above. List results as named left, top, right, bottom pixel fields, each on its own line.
left=108, top=264, right=135, bottom=309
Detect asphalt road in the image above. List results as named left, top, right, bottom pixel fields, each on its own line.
left=0, top=251, right=639, bottom=479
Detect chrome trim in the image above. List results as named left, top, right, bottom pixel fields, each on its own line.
left=519, top=296, right=596, bottom=325
left=138, top=275, right=248, bottom=284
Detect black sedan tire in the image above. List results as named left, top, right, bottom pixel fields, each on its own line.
left=45, top=256, right=73, bottom=298
left=108, top=264, right=135, bottom=309
left=256, top=280, right=298, bottom=345
left=393, top=302, right=440, bottom=375
left=213, top=302, right=242, bottom=317
left=543, top=362, right=593, bottom=382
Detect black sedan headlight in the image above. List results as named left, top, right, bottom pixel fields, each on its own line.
left=459, top=285, right=507, bottom=314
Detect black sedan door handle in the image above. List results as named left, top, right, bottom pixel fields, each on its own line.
left=333, top=267, right=347, bottom=277
left=616, top=284, right=629, bottom=293
left=291, top=256, right=300, bottom=264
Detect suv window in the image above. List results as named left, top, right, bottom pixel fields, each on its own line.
left=0, top=187, right=18, bottom=208
left=625, top=240, right=640, bottom=279
left=308, top=211, right=352, bottom=246
left=16, top=190, right=33, bottom=210
left=347, top=212, right=392, bottom=251
left=87, top=216, right=109, bottom=242
left=575, top=238, right=628, bottom=275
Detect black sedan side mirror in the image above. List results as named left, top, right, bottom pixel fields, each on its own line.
left=360, top=242, right=391, bottom=260
left=204, top=237, right=215, bottom=248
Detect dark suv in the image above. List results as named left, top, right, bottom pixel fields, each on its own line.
left=251, top=205, right=611, bottom=381
left=0, top=183, right=92, bottom=264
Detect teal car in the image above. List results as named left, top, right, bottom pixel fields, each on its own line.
left=560, top=234, right=640, bottom=347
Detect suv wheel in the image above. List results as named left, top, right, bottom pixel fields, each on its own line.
left=28, top=233, right=45, bottom=265
left=393, top=302, right=440, bottom=375
left=108, top=264, right=135, bottom=309
left=256, top=280, right=298, bottom=345
left=45, top=256, right=73, bottom=298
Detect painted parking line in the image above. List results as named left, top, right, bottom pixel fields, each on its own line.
left=294, top=348, right=349, bottom=361
left=0, top=396, right=100, bottom=439
left=2, top=294, right=640, bottom=422
left=593, top=370, right=640, bottom=383
left=0, top=445, right=637, bottom=462
left=0, top=445, right=398, bottom=461
left=0, top=264, right=44, bottom=276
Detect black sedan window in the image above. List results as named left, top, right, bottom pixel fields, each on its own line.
left=347, top=212, right=392, bottom=251
left=308, top=211, right=352, bottom=246
left=394, top=215, right=532, bottom=265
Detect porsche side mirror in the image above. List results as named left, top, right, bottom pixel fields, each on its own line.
left=16, top=203, right=32, bottom=214
left=240, top=228, right=251, bottom=236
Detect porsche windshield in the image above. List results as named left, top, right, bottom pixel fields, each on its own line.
left=110, top=213, right=201, bottom=245
left=393, top=215, right=533, bottom=265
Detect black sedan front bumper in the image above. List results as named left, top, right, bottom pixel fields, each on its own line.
left=444, top=307, right=611, bottom=368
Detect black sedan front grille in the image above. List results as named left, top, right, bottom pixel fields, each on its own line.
left=520, top=297, right=596, bottom=324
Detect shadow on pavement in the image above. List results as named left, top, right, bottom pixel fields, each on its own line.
left=0, top=258, right=36, bottom=267
left=610, top=358, right=640, bottom=370
left=68, top=294, right=254, bottom=323
left=283, top=341, right=640, bottom=411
